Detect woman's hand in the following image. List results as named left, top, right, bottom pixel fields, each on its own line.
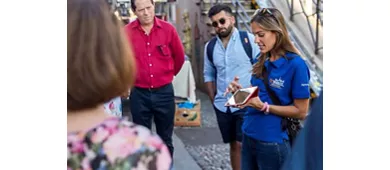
left=234, top=96, right=264, bottom=110
left=224, top=76, right=242, bottom=96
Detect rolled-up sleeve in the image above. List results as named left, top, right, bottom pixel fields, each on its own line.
left=203, top=42, right=216, bottom=83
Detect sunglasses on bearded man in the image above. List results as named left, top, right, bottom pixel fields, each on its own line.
left=211, top=18, right=226, bottom=27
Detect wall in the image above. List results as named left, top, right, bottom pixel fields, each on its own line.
left=170, top=0, right=212, bottom=93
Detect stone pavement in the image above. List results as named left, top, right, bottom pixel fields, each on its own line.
left=172, top=133, right=202, bottom=170
left=174, top=90, right=233, bottom=170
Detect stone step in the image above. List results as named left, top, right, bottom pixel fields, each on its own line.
left=237, top=21, right=251, bottom=30
left=202, top=16, right=250, bottom=24
left=201, top=9, right=257, bottom=16
left=202, top=14, right=252, bottom=33
left=202, top=13, right=252, bottom=25
left=202, top=0, right=252, bottom=4
left=201, top=1, right=257, bottom=35
left=203, top=0, right=253, bottom=11
left=201, top=14, right=251, bottom=22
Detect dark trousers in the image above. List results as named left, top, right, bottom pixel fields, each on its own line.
left=130, top=83, right=175, bottom=157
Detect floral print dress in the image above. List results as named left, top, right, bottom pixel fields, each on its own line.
left=104, top=97, right=122, bottom=117
left=67, top=117, right=172, bottom=170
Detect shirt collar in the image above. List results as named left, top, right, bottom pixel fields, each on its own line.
left=231, top=28, right=239, bottom=41
left=131, top=17, right=162, bottom=29
left=266, top=54, right=288, bottom=68
left=216, top=27, right=239, bottom=42
left=154, top=17, right=162, bottom=28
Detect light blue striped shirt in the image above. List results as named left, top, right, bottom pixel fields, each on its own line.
left=203, top=28, right=260, bottom=113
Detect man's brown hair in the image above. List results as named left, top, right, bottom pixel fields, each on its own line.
left=67, top=0, right=136, bottom=111
left=130, top=0, right=154, bottom=12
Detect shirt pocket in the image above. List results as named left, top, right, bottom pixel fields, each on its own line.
left=231, top=52, right=251, bottom=67
left=158, top=44, right=171, bottom=57
left=156, top=44, right=174, bottom=72
left=213, top=49, right=225, bottom=69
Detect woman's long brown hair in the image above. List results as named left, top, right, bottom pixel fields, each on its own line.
left=251, top=8, right=300, bottom=78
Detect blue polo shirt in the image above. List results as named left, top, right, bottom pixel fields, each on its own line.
left=242, top=52, right=311, bottom=143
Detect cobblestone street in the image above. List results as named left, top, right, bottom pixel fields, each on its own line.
left=186, top=144, right=232, bottom=170
left=174, top=90, right=233, bottom=170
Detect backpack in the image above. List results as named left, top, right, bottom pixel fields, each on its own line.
left=206, top=31, right=254, bottom=68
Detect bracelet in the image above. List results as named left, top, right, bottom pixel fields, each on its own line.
left=266, top=104, right=270, bottom=113
left=261, top=102, right=268, bottom=111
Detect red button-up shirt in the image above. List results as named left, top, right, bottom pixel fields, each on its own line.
left=125, top=18, right=185, bottom=89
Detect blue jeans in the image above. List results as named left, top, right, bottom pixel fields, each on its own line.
left=241, top=134, right=291, bottom=170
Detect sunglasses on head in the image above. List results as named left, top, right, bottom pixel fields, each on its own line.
left=253, top=8, right=277, bottom=19
left=252, top=8, right=280, bottom=25
left=255, top=8, right=273, bottom=16
left=212, top=18, right=226, bottom=27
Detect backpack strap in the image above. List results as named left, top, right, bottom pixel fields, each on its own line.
left=239, top=31, right=254, bottom=64
left=207, top=31, right=254, bottom=65
left=206, top=37, right=218, bottom=95
left=206, top=37, right=218, bottom=68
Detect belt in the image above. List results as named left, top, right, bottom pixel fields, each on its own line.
left=135, top=83, right=170, bottom=92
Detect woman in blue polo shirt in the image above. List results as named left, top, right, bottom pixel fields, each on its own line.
left=227, top=8, right=311, bottom=170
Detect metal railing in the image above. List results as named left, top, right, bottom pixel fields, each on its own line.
left=201, top=0, right=322, bottom=96
left=256, top=0, right=269, bottom=8
left=287, top=0, right=323, bottom=54
left=286, top=0, right=323, bottom=94
left=202, top=0, right=251, bottom=31
left=257, top=0, right=323, bottom=95
left=232, top=0, right=252, bottom=31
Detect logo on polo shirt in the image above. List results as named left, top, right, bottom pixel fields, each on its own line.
left=269, top=78, right=285, bottom=89
left=301, top=83, right=310, bottom=87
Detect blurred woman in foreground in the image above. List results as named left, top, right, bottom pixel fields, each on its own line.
left=67, top=0, right=171, bottom=169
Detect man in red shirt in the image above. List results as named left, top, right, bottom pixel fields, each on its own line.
left=124, top=0, right=185, bottom=158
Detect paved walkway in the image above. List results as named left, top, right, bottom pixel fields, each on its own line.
left=174, top=90, right=233, bottom=170
left=172, top=133, right=202, bottom=170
